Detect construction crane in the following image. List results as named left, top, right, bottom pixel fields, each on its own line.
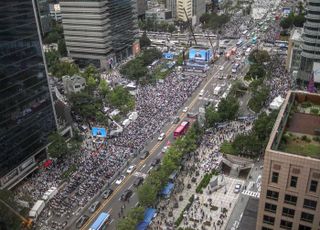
left=0, top=199, right=33, bottom=229
left=183, top=8, right=197, bottom=46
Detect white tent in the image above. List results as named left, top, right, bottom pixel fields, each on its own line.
left=269, top=96, right=285, bottom=110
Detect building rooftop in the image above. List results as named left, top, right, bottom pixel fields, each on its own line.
left=269, top=91, right=320, bottom=159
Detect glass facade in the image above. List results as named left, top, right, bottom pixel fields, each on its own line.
left=0, top=0, right=56, bottom=187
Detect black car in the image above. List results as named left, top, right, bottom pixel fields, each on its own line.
left=150, top=158, right=160, bottom=167
left=133, top=177, right=144, bottom=187
left=140, top=150, right=150, bottom=160
left=76, top=215, right=89, bottom=228
left=121, top=189, right=133, bottom=201
left=102, top=188, right=113, bottom=199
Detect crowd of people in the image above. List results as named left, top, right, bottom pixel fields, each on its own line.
left=14, top=70, right=204, bottom=229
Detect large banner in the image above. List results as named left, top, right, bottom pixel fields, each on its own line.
left=189, top=48, right=212, bottom=62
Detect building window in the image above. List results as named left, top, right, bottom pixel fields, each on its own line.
left=271, top=172, right=279, bottom=183
left=284, top=194, right=297, bottom=205
left=282, top=207, right=295, bottom=218
left=266, top=190, right=279, bottom=201
left=309, top=180, right=318, bottom=192
left=280, top=220, right=293, bottom=229
left=263, top=215, right=275, bottom=225
left=299, top=225, right=311, bottom=230
left=265, top=203, right=277, bottom=213
left=290, top=176, right=298, bottom=187
left=303, top=199, right=317, bottom=210
left=300, top=212, right=314, bottom=223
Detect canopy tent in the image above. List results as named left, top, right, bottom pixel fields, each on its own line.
left=269, top=96, right=285, bottom=110
left=136, top=208, right=157, bottom=230
left=161, top=182, right=175, bottom=198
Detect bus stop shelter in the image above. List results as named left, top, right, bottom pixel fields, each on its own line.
left=161, top=182, right=175, bottom=198
left=136, top=208, right=157, bottom=230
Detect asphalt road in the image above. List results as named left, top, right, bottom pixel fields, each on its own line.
left=73, top=49, right=250, bottom=230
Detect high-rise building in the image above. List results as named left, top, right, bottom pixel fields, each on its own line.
left=176, top=0, right=205, bottom=23
left=299, top=0, right=320, bottom=83
left=136, top=0, right=147, bottom=19
left=0, top=0, right=57, bottom=189
left=35, top=0, right=51, bottom=35
left=60, top=0, right=137, bottom=69
left=166, top=0, right=177, bottom=19
left=256, top=91, right=320, bottom=230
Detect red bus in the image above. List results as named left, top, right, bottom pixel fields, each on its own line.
left=173, top=121, right=190, bottom=139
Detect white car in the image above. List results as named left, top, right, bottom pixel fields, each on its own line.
left=158, top=133, right=165, bottom=141
left=234, top=184, right=242, bottom=193
left=182, top=107, right=188, bottom=113
left=126, top=165, right=135, bottom=174
left=115, top=175, right=125, bottom=185
left=199, top=89, right=204, bottom=97
left=219, top=66, right=224, bottom=71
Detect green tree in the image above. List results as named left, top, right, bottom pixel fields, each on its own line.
left=218, top=96, right=240, bottom=121
left=248, top=50, right=270, bottom=64
left=83, top=64, right=100, bottom=82
left=98, top=79, right=110, bottom=97
left=128, top=207, right=145, bottom=223
left=168, top=24, right=176, bottom=33
left=232, top=134, right=262, bottom=156
left=57, top=39, right=67, bottom=56
left=86, top=75, right=97, bottom=93
left=51, top=61, right=79, bottom=78
left=43, top=31, right=61, bottom=44
left=108, top=86, right=135, bottom=114
left=199, top=13, right=211, bottom=24
left=45, top=50, right=60, bottom=73
left=293, top=14, right=305, bottom=27
left=140, top=48, right=162, bottom=66
left=248, top=84, right=269, bottom=113
left=120, top=59, right=147, bottom=81
left=116, top=217, right=136, bottom=230
left=69, top=91, right=103, bottom=118
left=137, top=182, right=158, bottom=207
left=140, top=31, right=151, bottom=48
left=205, top=106, right=221, bottom=127
left=246, top=63, right=266, bottom=80
left=48, top=132, right=69, bottom=159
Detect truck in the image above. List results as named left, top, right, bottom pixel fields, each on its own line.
left=213, top=86, right=221, bottom=95
left=29, top=200, right=45, bottom=220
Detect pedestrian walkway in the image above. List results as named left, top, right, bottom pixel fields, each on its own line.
left=241, top=190, right=260, bottom=198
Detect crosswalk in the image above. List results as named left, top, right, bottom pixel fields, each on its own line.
left=242, top=190, right=260, bottom=198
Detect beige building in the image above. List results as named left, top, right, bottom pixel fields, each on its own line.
left=286, top=28, right=303, bottom=73
left=257, top=91, right=320, bottom=230
left=176, top=0, right=206, bottom=23
left=177, top=0, right=192, bottom=21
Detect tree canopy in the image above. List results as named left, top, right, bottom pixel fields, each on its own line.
left=248, top=50, right=270, bottom=64
left=108, top=86, right=135, bottom=114
left=200, top=13, right=230, bottom=31
left=48, top=132, right=69, bottom=159
left=139, top=31, right=151, bottom=49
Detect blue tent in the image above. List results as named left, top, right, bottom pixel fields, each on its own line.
left=161, top=182, right=175, bottom=197
left=136, top=208, right=157, bottom=230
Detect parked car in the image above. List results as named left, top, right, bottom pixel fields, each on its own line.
left=89, top=201, right=100, bottom=213
left=120, top=189, right=133, bottom=201
left=76, top=215, right=89, bottom=228
left=234, top=184, right=242, bottom=193
left=115, top=175, right=126, bottom=185
left=126, top=165, right=135, bottom=174
left=182, top=106, right=188, bottom=113
left=133, top=177, right=144, bottom=187
left=102, top=188, right=113, bottom=199
left=140, top=150, right=150, bottom=160
left=172, top=116, right=180, bottom=124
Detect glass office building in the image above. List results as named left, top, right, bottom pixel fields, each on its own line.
left=0, top=0, right=57, bottom=188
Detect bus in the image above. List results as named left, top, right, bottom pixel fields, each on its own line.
left=173, top=121, right=190, bottom=139
left=236, top=40, right=244, bottom=47
left=89, top=212, right=110, bottom=230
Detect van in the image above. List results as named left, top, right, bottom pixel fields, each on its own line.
left=140, top=150, right=149, bottom=160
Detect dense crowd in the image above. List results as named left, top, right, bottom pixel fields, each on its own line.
left=14, top=71, right=203, bottom=229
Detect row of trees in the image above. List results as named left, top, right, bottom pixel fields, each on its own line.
left=43, top=20, right=67, bottom=56
left=199, top=13, right=230, bottom=31
left=120, top=48, right=162, bottom=82
left=205, top=95, right=240, bottom=128
left=138, top=18, right=176, bottom=33
left=220, top=111, right=278, bottom=157
left=117, top=122, right=203, bottom=229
